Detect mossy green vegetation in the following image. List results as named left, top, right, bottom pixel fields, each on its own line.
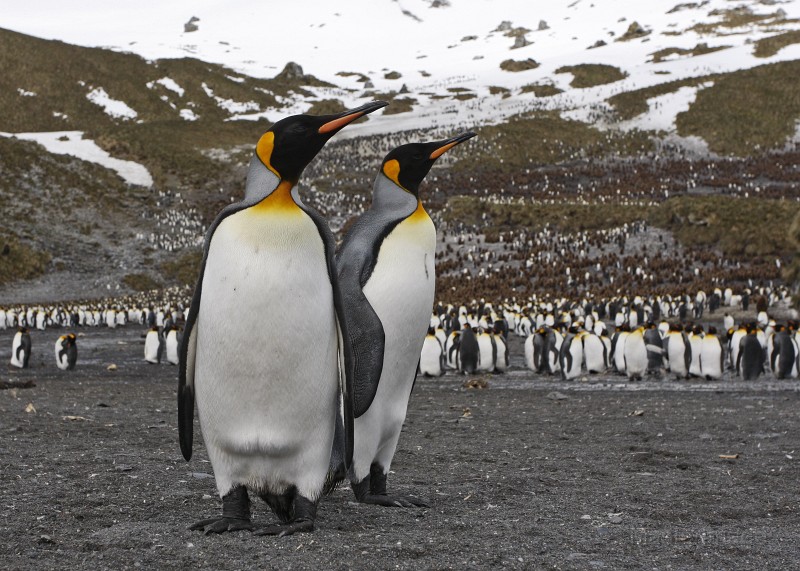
left=555, top=64, right=628, bottom=88
left=0, top=235, right=50, bottom=286
left=121, top=273, right=161, bottom=292
left=649, top=196, right=800, bottom=257
left=454, top=112, right=653, bottom=171
left=675, top=60, right=800, bottom=155
left=649, top=43, right=729, bottom=63
left=753, top=30, right=800, bottom=58
left=443, top=195, right=800, bottom=259
left=443, top=197, right=650, bottom=233
left=520, top=84, right=563, bottom=97
left=160, top=249, right=202, bottom=286
left=500, top=58, right=539, bottom=72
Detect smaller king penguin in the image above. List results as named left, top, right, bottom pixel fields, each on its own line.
left=55, top=333, right=77, bottom=370
left=10, top=327, right=31, bottom=369
left=333, top=132, right=476, bottom=508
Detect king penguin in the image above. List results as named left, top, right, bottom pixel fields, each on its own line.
left=144, top=326, right=163, bottom=364
left=178, top=101, right=388, bottom=536
left=700, top=326, right=725, bottom=380
left=419, top=327, right=445, bottom=377
left=10, top=327, right=31, bottom=369
left=333, top=132, right=476, bottom=507
left=55, top=333, right=77, bottom=370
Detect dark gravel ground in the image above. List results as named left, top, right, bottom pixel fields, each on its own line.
left=1, top=325, right=798, bottom=570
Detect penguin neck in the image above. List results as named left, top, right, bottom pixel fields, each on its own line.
left=251, top=180, right=299, bottom=213
left=371, top=173, right=420, bottom=219
left=243, top=157, right=301, bottom=214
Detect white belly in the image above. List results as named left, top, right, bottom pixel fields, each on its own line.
left=353, top=211, right=435, bottom=480
left=194, top=207, right=338, bottom=498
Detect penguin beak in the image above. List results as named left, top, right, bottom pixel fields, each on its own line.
left=429, top=131, right=477, bottom=160
left=318, top=100, right=389, bottom=134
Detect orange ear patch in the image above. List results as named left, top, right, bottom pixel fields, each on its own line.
left=383, top=159, right=402, bottom=186
left=255, top=131, right=280, bottom=177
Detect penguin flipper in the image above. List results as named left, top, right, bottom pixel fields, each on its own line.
left=341, top=284, right=385, bottom=418
left=177, top=322, right=198, bottom=461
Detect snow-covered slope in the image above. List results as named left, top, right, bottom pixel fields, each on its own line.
left=4, top=0, right=800, bottom=137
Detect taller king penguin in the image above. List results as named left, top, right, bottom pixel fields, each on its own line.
left=178, top=101, right=387, bottom=536
left=333, top=132, right=476, bottom=506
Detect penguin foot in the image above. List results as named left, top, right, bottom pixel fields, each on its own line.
left=255, top=494, right=317, bottom=537
left=253, top=518, right=315, bottom=537
left=352, top=463, right=429, bottom=508
left=189, top=485, right=252, bottom=534
left=189, top=516, right=253, bottom=535
left=360, top=493, right=429, bottom=508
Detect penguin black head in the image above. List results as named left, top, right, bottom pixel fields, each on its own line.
left=256, top=101, right=388, bottom=183
left=380, top=132, right=477, bottom=197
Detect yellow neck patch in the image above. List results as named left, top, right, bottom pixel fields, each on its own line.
left=407, top=200, right=429, bottom=223
left=250, top=180, right=300, bottom=214
left=255, top=131, right=280, bottom=178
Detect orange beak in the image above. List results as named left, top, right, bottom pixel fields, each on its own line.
left=318, top=100, right=389, bottom=134
left=429, top=131, right=477, bottom=160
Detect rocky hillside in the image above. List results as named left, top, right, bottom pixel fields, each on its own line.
left=1, top=0, right=799, bottom=303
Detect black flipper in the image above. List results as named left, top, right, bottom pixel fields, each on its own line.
left=335, top=186, right=414, bottom=418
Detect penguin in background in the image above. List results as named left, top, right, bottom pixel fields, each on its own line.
left=723, top=313, right=735, bottom=332
left=623, top=326, right=648, bottom=381
left=523, top=328, right=545, bottom=372
left=144, top=327, right=163, bottom=364
left=728, top=325, right=747, bottom=371
left=559, top=326, right=584, bottom=381
left=55, top=333, right=77, bottom=370
left=419, top=327, right=445, bottom=377
left=688, top=325, right=704, bottom=377
left=457, top=323, right=480, bottom=375
left=700, top=326, right=725, bottom=380
left=164, top=325, right=182, bottom=366
left=771, top=327, right=798, bottom=379
left=493, top=329, right=509, bottom=373
left=738, top=326, right=765, bottom=380
left=332, top=132, right=476, bottom=508
left=582, top=332, right=607, bottom=374
left=544, top=327, right=563, bottom=374
left=178, top=102, right=387, bottom=536
left=476, top=326, right=497, bottom=372
left=611, top=326, right=629, bottom=375
left=643, top=322, right=665, bottom=375
left=444, top=329, right=461, bottom=369
left=10, top=327, right=31, bottom=369
left=664, top=323, right=692, bottom=379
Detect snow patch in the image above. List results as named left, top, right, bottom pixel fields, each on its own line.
left=0, top=130, right=153, bottom=187
left=179, top=108, right=199, bottom=121
left=146, top=76, right=185, bottom=96
left=17, top=88, right=36, bottom=97
left=201, top=82, right=259, bottom=114
left=619, top=83, right=713, bottom=133
left=86, top=87, right=138, bottom=120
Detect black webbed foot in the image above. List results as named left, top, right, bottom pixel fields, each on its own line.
left=360, top=493, right=429, bottom=508
left=189, top=516, right=253, bottom=534
left=189, top=485, right=252, bottom=534
left=253, top=518, right=315, bottom=537
left=351, top=463, right=430, bottom=508
left=254, top=492, right=317, bottom=537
